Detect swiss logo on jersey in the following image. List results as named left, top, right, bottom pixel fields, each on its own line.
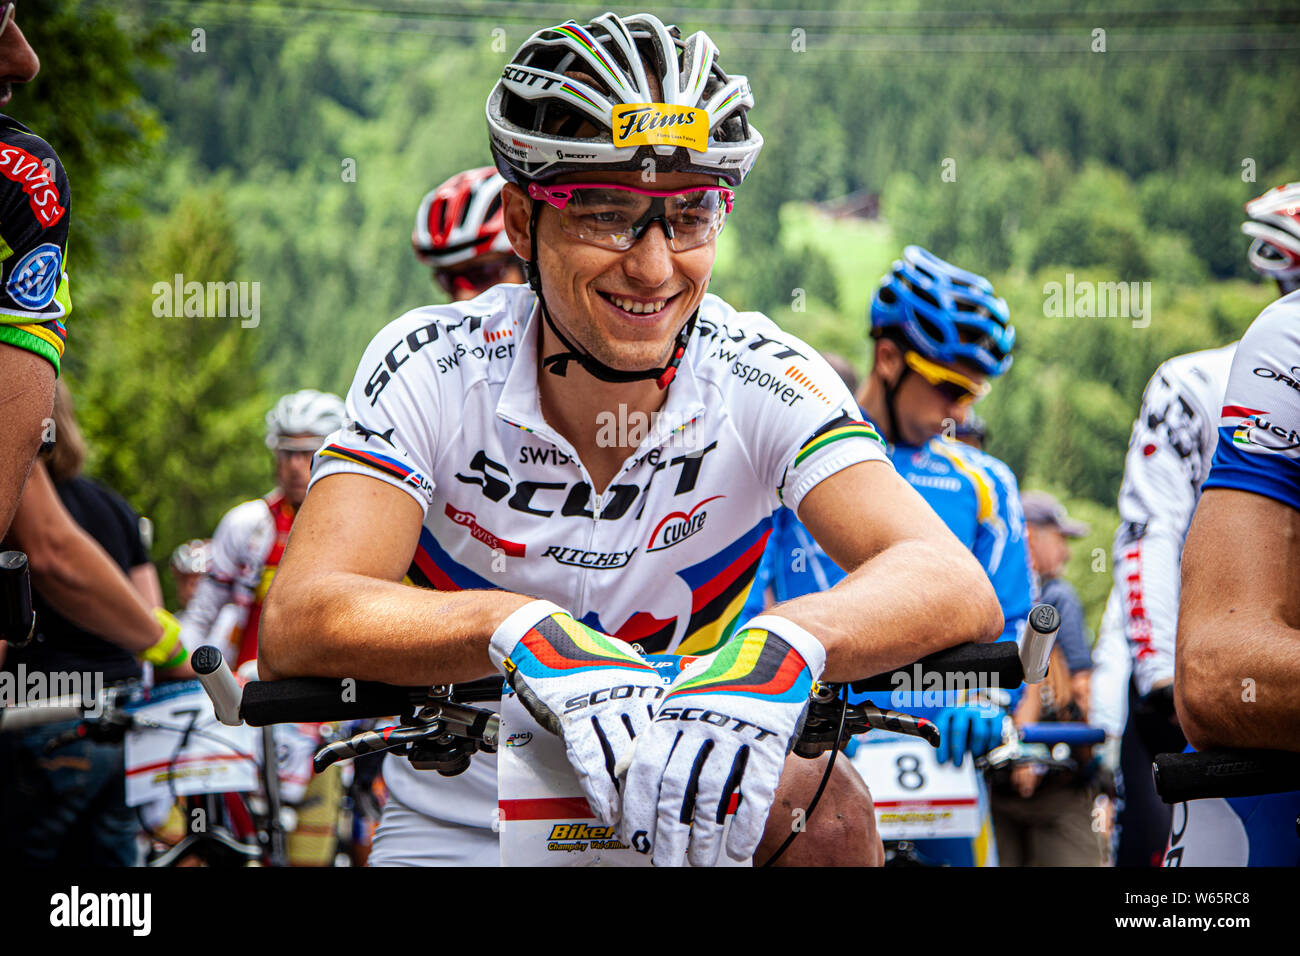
left=0, top=143, right=66, bottom=228
left=445, top=502, right=525, bottom=556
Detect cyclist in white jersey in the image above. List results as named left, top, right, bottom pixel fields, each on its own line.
left=1172, top=289, right=1300, bottom=865
left=261, top=12, right=1002, bottom=868
left=1090, top=180, right=1300, bottom=864
left=180, top=389, right=346, bottom=666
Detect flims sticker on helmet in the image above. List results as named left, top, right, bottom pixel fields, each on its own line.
left=611, top=103, right=709, bottom=152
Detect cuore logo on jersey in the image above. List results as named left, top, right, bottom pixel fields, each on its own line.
left=612, top=103, right=708, bottom=152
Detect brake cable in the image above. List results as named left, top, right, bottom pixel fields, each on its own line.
left=760, top=682, right=849, bottom=867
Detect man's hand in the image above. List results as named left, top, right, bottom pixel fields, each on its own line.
left=1010, top=763, right=1041, bottom=798
left=488, top=600, right=664, bottom=826
left=620, top=616, right=825, bottom=867
left=932, top=705, right=1005, bottom=768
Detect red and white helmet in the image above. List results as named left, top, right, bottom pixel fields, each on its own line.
left=412, top=166, right=513, bottom=269
left=1242, top=181, right=1300, bottom=280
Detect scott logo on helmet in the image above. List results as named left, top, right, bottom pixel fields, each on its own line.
left=501, top=66, right=560, bottom=91
left=612, top=104, right=708, bottom=152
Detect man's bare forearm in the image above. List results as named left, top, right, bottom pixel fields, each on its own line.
left=0, top=348, right=55, bottom=538
left=773, top=538, right=1002, bottom=682
left=9, top=463, right=161, bottom=654
left=1176, top=611, right=1300, bottom=752
left=260, top=571, right=536, bottom=684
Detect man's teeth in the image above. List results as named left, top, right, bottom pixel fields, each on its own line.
left=610, top=295, right=666, bottom=315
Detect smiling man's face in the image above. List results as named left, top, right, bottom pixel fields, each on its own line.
left=0, top=12, right=40, bottom=109
left=505, top=169, right=719, bottom=375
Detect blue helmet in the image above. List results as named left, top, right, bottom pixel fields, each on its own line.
left=870, top=246, right=1014, bottom=377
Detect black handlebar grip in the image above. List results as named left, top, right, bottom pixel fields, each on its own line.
left=0, top=550, right=35, bottom=647
left=849, top=641, right=1024, bottom=693
left=239, top=677, right=423, bottom=726
left=1153, top=749, right=1300, bottom=803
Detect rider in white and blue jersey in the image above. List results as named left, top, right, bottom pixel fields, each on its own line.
left=741, top=246, right=1034, bottom=865
left=1164, top=187, right=1300, bottom=865
left=1167, top=289, right=1300, bottom=866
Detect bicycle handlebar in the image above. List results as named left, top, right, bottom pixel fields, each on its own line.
left=1019, top=723, right=1105, bottom=747
left=848, top=641, right=1024, bottom=692
left=192, top=646, right=243, bottom=726
left=0, top=696, right=85, bottom=731
left=222, top=639, right=1032, bottom=727
left=1153, top=748, right=1300, bottom=803
left=0, top=550, right=36, bottom=647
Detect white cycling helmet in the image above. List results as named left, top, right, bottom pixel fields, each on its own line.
left=264, top=389, right=345, bottom=450
left=486, top=12, right=763, bottom=187
left=1242, top=181, right=1300, bottom=281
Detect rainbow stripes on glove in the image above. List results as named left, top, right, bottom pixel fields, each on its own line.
left=503, top=611, right=651, bottom=681
left=667, top=625, right=814, bottom=704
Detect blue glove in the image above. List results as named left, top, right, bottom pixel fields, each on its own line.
left=932, top=705, right=1005, bottom=767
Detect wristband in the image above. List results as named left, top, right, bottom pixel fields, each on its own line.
left=142, top=608, right=187, bottom=669
left=487, top=599, right=569, bottom=672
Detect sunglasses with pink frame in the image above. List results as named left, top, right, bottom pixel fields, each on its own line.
left=527, top=181, right=735, bottom=252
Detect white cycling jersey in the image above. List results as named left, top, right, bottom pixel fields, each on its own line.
left=1108, top=341, right=1237, bottom=697
left=1088, top=589, right=1129, bottom=739
left=308, top=283, right=890, bottom=862
left=179, top=492, right=294, bottom=667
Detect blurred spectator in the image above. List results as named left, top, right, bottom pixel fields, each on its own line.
left=989, top=490, right=1106, bottom=866
left=0, top=381, right=165, bottom=866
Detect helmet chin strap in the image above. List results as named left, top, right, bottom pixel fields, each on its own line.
left=880, top=364, right=909, bottom=447
left=526, top=199, right=695, bottom=390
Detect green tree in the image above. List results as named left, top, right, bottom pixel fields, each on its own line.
left=72, top=191, right=272, bottom=571
left=18, top=1, right=176, bottom=266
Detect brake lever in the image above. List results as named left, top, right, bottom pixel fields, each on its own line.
left=314, top=724, right=436, bottom=772
left=795, top=682, right=941, bottom=758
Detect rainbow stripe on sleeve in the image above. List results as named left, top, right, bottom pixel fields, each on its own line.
left=794, top=416, right=884, bottom=467
left=319, top=443, right=417, bottom=485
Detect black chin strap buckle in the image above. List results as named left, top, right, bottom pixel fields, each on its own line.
left=541, top=352, right=571, bottom=377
